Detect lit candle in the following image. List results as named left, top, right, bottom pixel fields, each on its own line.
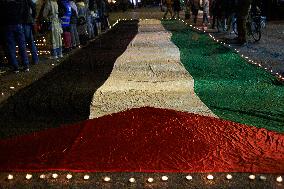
left=7, top=174, right=13, bottom=180
left=26, top=174, right=32, bottom=180
left=40, top=174, right=45, bottom=179
left=52, top=173, right=58, bottom=179
left=161, top=176, right=168, bottom=181
left=249, top=175, right=255, bottom=180
left=207, top=175, right=214, bottom=180
left=66, top=174, right=72, bottom=179
left=84, top=175, right=90, bottom=180
left=104, top=176, right=111, bottom=182
left=276, top=176, right=283, bottom=183
left=226, top=174, right=232, bottom=180
left=186, top=175, right=192, bottom=180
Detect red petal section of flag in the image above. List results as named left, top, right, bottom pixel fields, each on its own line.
left=0, top=107, right=283, bottom=173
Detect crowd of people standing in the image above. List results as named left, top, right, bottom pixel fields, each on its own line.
left=163, top=0, right=261, bottom=45
left=0, top=0, right=110, bottom=73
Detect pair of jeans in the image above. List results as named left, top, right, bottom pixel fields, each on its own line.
left=203, top=13, right=209, bottom=24
left=5, top=24, right=29, bottom=70
left=70, top=24, right=80, bottom=47
left=51, top=47, right=62, bottom=57
left=23, top=24, right=39, bottom=64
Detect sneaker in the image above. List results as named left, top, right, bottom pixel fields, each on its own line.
left=58, top=54, right=63, bottom=58
left=13, top=69, right=20, bottom=74
left=24, top=68, right=30, bottom=72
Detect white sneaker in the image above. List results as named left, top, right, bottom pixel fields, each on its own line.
left=58, top=54, right=63, bottom=58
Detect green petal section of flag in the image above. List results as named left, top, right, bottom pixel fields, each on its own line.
left=162, top=20, right=284, bottom=133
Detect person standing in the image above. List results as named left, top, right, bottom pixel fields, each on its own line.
left=59, top=0, right=72, bottom=53
left=235, top=0, right=252, bottom=44
left=172, top=0, right=181, bottom=19
left=76, top=0, right=88, bottom=44
left=43, top=0, right=63, bottom=59
left=23, top=0, right=39, bottom=64
left=163, top=0, right=173, bottom=19
left=202, top=0, right=210, bottom=26
left=69, top=0, right=80, bottom=48
left=190, top=0, right=200, bottom=24
left=210, top=0, right=219, bottom=29
left=184, top=0, right=192, bottom=20
left=1, top=0, right=30, bottom=72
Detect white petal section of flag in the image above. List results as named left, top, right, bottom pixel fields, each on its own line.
left=89, top=19, right=216, bottom=119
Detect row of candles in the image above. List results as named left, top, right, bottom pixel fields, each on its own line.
left=5, top=173, right=283, bottom=183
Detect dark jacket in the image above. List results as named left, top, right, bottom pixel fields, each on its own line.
left=23, top=0, right=37, bottom=24
left=1, top=0, right=26, bottom=25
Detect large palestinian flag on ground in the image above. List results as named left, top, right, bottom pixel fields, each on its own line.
left=0, top=19, right=283, bottom=187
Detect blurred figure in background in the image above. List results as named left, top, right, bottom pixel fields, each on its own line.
left=101, top=0, right=110, bottom=30
left=1, top=0, right=30, bottom=72
left=0, top=1, right=8, bottom=68
left=190, top=0, right=200, bottom=24
left=86, top=7, right=95, bottom=38
left=23, top=0, right=39, bottom=64
left=43, top=0, right=63, bottom=59
left=172, top=0, right=181, bottom=19
left=235, top=0, right=252, bottom=44
left=163, top=0, right=173, bottom=19
left=59, top=0, right=72, bottom=53
left=202, top=0, right=210, bottom=26
left=69, top=0, right=80, bottom=48
left=77, top=0, right=88, bottom=44
left=184, top=0, right=192, bottom=20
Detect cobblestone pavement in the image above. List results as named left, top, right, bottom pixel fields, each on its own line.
left=211, top=21, right=284, bottom=77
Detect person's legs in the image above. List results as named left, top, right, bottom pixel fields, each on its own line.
left=193, top=9, right=198, bottom=24
left=163, top=8, right=169, bottom=18
left=5, top=25, right=19, bottom=71
left=212, top=14, right=216, bottom=28
left=203, top=13, right=206, bottom=24
left=169, top=7, right=173, bottom=18
left=205, top=13, right=209, bottom=24
left=236, top=17, right=246, bottom=42
left=23, top=24, right=39, bottom=64
left=70, top=24, right=76, bottom=47
left=172, top=11, right=176, bottom=18
left=57, top=31, right=63, bottom=57
left=236, top=0, right=251, bottom=43
left=96, top=22, right=102, bottom=35
left=51, top=30, right=58, bottom=58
